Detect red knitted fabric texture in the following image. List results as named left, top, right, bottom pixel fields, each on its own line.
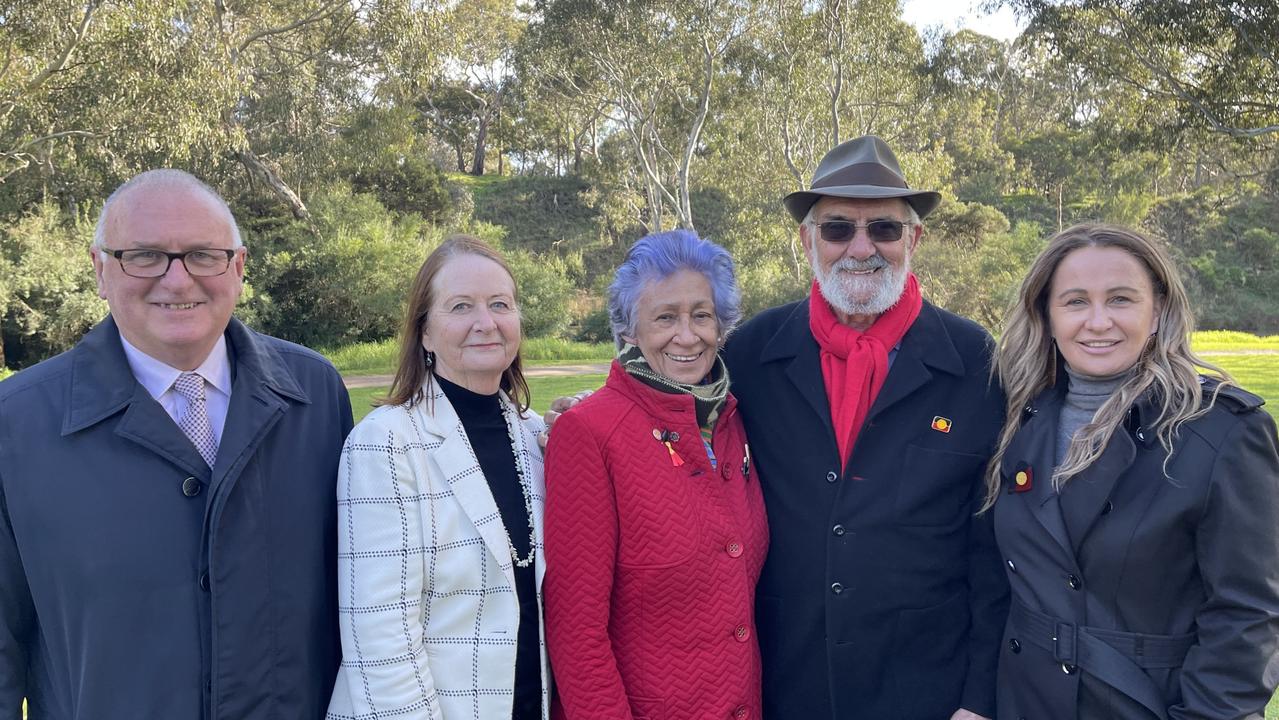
left=544, top=362, right=769, bottom=720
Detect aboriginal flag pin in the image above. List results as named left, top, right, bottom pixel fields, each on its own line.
left=1012, top=463, right=1033, bottom=493
left=931, top=416, right=953, bottom=433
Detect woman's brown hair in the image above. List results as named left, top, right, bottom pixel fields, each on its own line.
left=380, top=234, right=531, bottom=412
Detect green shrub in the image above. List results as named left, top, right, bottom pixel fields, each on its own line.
left=241, top=185, right=437, bottom=348
left=505, top=249, right=575, bottom=339
left=0, top=201, right=107, bottom=369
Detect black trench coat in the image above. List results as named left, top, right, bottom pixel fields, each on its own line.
left=993, top=378, right=1279, bottom=720
left=723, top=298, right=1009, bottom=720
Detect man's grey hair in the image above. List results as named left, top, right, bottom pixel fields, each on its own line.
left=800, top=197, right=921, bottom=229
left=93, top=169, right=243, bottom=249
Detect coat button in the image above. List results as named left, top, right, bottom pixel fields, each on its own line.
left=181, top=477, right=202, bottom=497
left=1101, top=501, right=1113, bottom=515
left=826, top=471, right=838, bottom=483
left=722, top=465, right=733, bottom=479
left=733, top=706, right=749, bottom=720
left=1067, top=574, right=1081, bottom=590
left=832, top=524, right=846, bottom=536
left=734, top=625, right=750, bottom=642
left=726, top=541, right=743, bottom=558
left=1062, top=663, right=1078, bottom=674
left=1008, top=639, right=1021, bottom=653
left=199, top=572, right=210, bottom=592
left=1006, top=559, right=1017, bottom=573
left=831, top=582, right=844, bottom=594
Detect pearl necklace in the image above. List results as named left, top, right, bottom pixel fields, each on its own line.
left=500, top=401, right=538, bottom=568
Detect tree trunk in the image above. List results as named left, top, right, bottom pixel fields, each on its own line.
left=236, top=149, right=310, bottom=220
left=455, top=144, right=466, bottom=173
left=1056, top=183, right=1064, bottom=232
left=471, top=115, right=488, bottom=176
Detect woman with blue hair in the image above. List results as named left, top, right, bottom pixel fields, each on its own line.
left=543, top=230, right=769, bottom=720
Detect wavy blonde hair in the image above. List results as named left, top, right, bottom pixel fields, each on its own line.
left=981, top=223, right=1230, bottom=511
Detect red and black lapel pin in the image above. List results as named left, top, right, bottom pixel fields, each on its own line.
left=652, top=428, right=684, bottom=467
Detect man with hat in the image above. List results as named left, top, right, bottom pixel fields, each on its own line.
left=721, top=135, right=1009, bottom=719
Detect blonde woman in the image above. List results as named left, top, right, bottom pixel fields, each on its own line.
left=985, top=223, right=1279, bottom=720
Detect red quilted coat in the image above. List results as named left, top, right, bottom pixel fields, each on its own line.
left=544, top=361, right=769, bottom=720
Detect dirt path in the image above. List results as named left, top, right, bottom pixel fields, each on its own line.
left=343, top=363, right=611, bottom=389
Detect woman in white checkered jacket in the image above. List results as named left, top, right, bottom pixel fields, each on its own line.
left=327, top=235, right=549, bottom=720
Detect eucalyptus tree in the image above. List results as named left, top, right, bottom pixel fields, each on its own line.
left=521, top=0, right=759, bottom=232
left=1, top=0, right=447, bottom=219
left=1002, top=0, right=1279, bottom=142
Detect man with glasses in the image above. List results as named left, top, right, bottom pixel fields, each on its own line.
left=722, top=136, right=1008, bottom=719
left=0, top=169, right=353, bottom=719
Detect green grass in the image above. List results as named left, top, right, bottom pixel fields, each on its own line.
left=323, top=330, right=1273, bottom=379
left=324, top=337, right=611, bottom=377
left=1203, top=354, right=1279, bottom=418
left=347, top=374, right=608, bottom=423
left=1191, top=330, right=1279, bottom=352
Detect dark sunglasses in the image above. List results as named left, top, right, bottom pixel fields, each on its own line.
left=814, top=220, right=911, bottom=244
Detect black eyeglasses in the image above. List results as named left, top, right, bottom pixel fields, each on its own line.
left=813, top=220, right=912, bottom=244
left=102, top=248, right=238, bottom=278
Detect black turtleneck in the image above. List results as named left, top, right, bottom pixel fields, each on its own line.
left=436, top=374, right=541, bottom=719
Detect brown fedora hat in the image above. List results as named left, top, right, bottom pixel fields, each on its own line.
left=783, top=135, right=942, bottom=223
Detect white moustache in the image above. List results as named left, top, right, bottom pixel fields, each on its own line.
left=832, top=256, right=889, bottom=273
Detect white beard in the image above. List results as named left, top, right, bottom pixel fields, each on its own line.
left=811, top=249, right=910, bottom=317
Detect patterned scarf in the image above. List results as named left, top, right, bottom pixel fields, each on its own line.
left=809, top=273, right=922, bottom=470
left=619, top=342, right=730, bottom=463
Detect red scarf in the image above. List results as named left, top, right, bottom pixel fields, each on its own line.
left=808, top=273, right=922, bottom=469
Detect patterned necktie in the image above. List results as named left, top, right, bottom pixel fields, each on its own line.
left=174, top=372, right=218, bottom=468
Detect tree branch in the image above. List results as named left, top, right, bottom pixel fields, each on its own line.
left=237, top=0, right=351, bottom=53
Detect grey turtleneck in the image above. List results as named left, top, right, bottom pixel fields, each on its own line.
left=1056, top=364, right=1132, bottom=466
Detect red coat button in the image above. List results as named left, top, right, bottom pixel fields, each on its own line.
left=721, top=464, right=732, bottom=479
left=733, top=706, right=749, bottom=719
left=726, top=541, right=743, bottom=558
left=734, top=624, right=750, bottom=642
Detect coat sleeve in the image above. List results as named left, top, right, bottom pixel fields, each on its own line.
left=1171, top=411, right=1279, bottom=720
left=330, top=414, right=444, bottom=720
left=543, top=409, right=634, bottom=720
left=961, top=474, right=1011, bottom=718
left=0, top=469, right=33, bottom=720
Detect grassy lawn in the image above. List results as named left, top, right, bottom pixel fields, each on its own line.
left=1205, top=354, right=1279, bottom=418
left=348, top=373, right=608, bottom=423
left=325, top=337, right=611, bottom=376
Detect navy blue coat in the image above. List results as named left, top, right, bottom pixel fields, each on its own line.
left=994, top=378, right=1279, bottom=720
left=722, top=298, right=1009, bottom=720
left=0, top=316, right=353, bottom=719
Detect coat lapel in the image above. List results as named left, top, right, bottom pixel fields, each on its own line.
left=1003, top=387, right=1075, bottom=560
left=868, top=302, right=967, bottom=423
left=63, top=317, right=211, bottom=479
left=210, top=319, right=309, bottom=492
left=762, top=301, right=836, bottom=441
left=418, top=384, right=520, bottom=591
left=1058, top=420, right=1136, bottom=555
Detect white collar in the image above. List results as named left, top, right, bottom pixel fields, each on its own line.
left=119, top=334, right=232, bottom=400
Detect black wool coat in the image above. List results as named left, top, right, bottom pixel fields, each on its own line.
left=723, top=297, right=1010, bottom=720
left=993, top=378, right=1279, bottom=720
